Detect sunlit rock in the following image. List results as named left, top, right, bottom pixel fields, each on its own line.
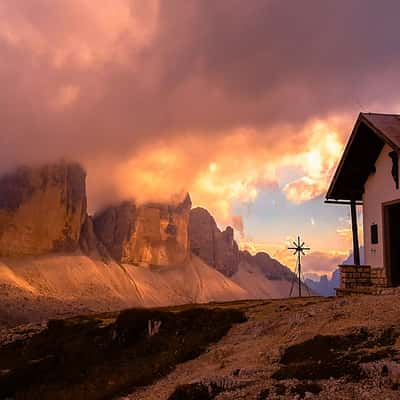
left=93, top=194, right=192, bottom=266
left=0, top=162, right=86, bottom=256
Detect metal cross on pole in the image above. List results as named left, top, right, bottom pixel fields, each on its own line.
left=288, top=236, right=310, bottom=297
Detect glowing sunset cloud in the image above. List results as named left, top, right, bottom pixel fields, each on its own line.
left=282, top=124, right=344, bottom=203
left=1, top=0, right=400, bottom=274
left=114, top=119, right=345, bottom=227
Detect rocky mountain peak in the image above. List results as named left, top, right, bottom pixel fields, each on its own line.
left=93, top=194, right=192, bottom=266
left=0, top=162, right=87, bottom=256
left=189, top=207, right=240, bottom=277
left=189, top=207, right=297, bottom=282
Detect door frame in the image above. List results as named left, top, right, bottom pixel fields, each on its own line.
left=382, top=199, right=400, bottom=287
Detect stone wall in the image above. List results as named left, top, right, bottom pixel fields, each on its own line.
left=339, top=265, right=372, bottom=289
left=370, top=267, right=389, bottom=287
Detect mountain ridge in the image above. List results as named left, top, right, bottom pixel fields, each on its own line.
left=0, top=162, right=311, bottom=329
left=189, top=206, right=307, bottom=293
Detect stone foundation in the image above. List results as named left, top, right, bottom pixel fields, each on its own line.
left=339, top=264, right=372, bottom=289
left=370, top=267, right=389, bottom=287
left=336, top=264, right=390, bottom=296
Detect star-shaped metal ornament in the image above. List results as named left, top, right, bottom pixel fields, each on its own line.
left=288, top=236, right=310, bottom=256
left=288, top=236, right=310, bottom=297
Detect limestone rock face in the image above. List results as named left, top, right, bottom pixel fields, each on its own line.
left=189, top=207, right=239, bottom=277
left=0, top=162, right=87, bottom=256
left=189, top=207, right=295, bottom=280
left=92, top=202, right=135, bottom=262
left=93, top=194, right=192, bottom=266
left=79, top=215, right=110, bottom=259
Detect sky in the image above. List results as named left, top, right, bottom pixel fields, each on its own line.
left=1, top=0, right=400, bottom=276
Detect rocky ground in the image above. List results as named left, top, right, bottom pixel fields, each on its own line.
left=2, top=292, right=400, bottom=399
left=0, top=306, right=245, bottom=399
left=120, top=292, right=400, bottom=400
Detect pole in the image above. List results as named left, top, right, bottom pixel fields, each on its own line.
left=350, top=200, right=360, bottom=266
left=288, top=236, right=309, bottom=298
left=298, top=249, right=302, bottom=297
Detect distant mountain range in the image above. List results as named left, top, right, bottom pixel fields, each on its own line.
left=304, top=247, right=365, bottom=296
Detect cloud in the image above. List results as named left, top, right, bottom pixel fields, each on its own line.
left=108, top=118, right=345, bottom=221
left=238, top=236, right=347, bottom=276
left=300, top=251, right=348, bottom=276
left=231, top=216, right=244, bottom=236
left=336, top=211, right=364, bottom=247
left=282, top=127, right=344, bottom=202
left=238, top=239, right=270, bottom=256
left=54, top=85, right=81, bottom=109
left=273, top=247, right=347, bottom=275
left=1, top=0, right=400, bottom=224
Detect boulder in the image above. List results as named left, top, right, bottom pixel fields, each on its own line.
left=0, top=162, right=86, bottom=256
left=189, top=207, right=239, bottom=277
left=93, top=194, right=192, bottom=266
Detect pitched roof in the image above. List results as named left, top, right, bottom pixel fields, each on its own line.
left=326, top=113, right=400, bottom=201
left=362, top=113, right=400, bottom=149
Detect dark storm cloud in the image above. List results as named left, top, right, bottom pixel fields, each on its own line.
left=0, top=0, right=400, bottom=210
left=153, top=0, right=400, bottom=128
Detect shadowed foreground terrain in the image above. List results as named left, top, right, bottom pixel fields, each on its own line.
left=0, top=306, right=245, bottom=399
left=2, top=293, right=400, bottom=399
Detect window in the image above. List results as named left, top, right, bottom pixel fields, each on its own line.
left=371, top=224, right=378, bottom=244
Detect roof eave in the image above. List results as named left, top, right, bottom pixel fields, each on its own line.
left=326, top=113, right=400, bottom=201
left=325, top=113, right=363, bottom=200
left=360, top=113, right=400, bottom=153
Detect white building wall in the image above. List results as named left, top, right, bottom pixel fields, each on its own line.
left=363, top=144, right=400, bottom=269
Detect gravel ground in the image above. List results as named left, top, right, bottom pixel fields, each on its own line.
left=119, top=293, right=400, bottom=400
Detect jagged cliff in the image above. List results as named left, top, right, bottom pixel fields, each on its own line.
left=0, top=162, right=87, bottom=256
left=0, top=161, right=192, bottom=267
left=189, top=207, right=295, bottom=282
left=0, top=164, right=247, bottom=327
left=93, top=194, right=192, bottom=266
left=0, top=162, right=311, bottom=329
left=0, top=162, right=295, bottom=282
left=189, top=207, right=240, bottom=276
left=239, top=250, right=295, bottom=281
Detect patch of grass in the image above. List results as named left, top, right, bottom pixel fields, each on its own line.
left=0, top=307, right=246, bottom=400
left=167, top=382, right=219, bottom=400
left=256, top=388, right=270, bottom=400
left=272, top=328, right=399, bottom=381
left=291, top=382, right=322, bottom=398
left=274, top=383, right=286, bottom=395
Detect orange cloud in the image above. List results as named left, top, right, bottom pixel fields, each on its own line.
left=335, top=211, right=364, bottom=249
left=106, top=118, right=347, bottom=227
left=2, top=0, right=396, bottom=236
left=237, top=236, right=347, bottom=276
left=282, top=122, right=344, bottom=203
left=231, top=216, right=244, bottom=236
left=0, top=1, right=159, bottom=67
left=111, top=130, right=278, bottom=222
left=238, top=238, right=273, bottom=256
left=54, top=84, right=81, bottom=109
left=272, top=246, right=347, bottom=275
